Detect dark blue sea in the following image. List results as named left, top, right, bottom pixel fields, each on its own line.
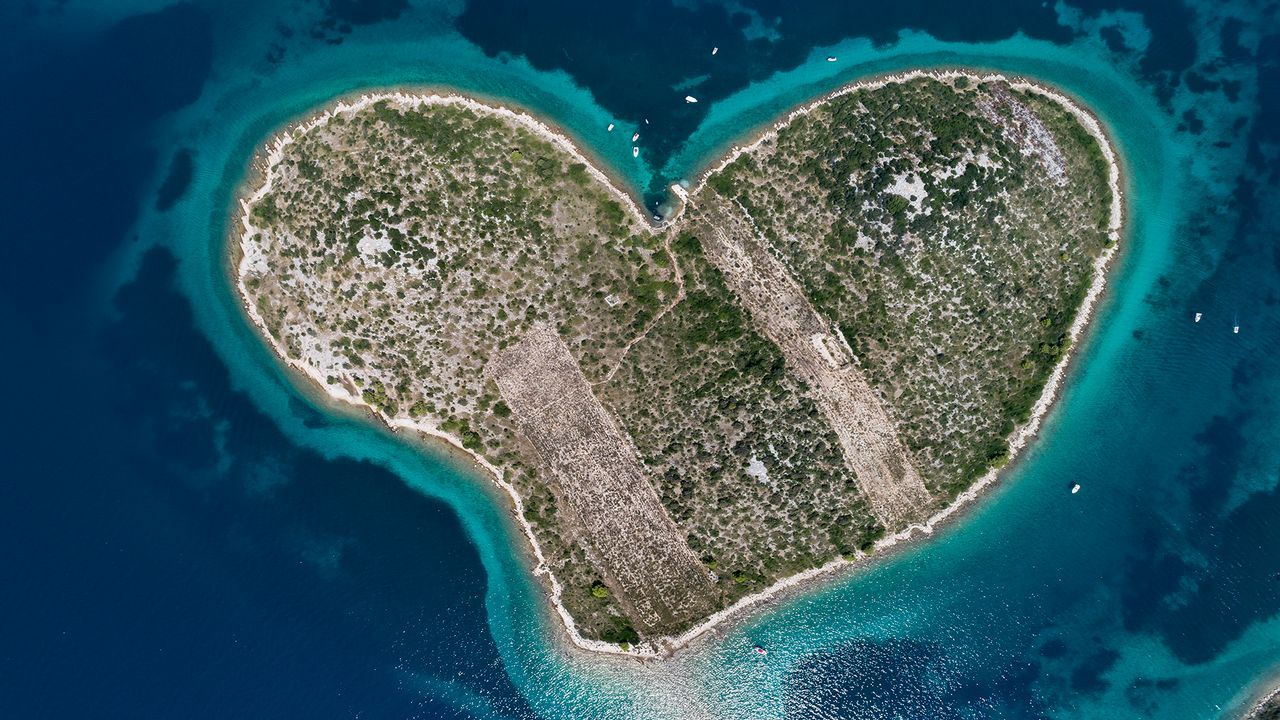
left=1, top=1, right=1278, bottom=717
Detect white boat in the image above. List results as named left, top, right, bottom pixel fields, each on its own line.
left=607, top=123, right=614, bottom=132
left=632, top=146, right=639, bottom=158
left=1194, top=312, right=1202, bottom=322
left=712, top=47, right=718, bottom=55
left=753, top=645, right=767, bottom=656
left=632, top=132, right=640, bottom=142
left=1234, top=314, right=1240, bottom=334
left=827, top=56, right=837, bottom=62
left=644, top=118, right=649, bottom=125
left=685, top=95, right=698, bottom=103
left=1071, top=483, right=1081, bottom=494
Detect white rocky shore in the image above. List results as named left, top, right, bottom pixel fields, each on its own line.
left=233, top=69, right=1125, bottom=659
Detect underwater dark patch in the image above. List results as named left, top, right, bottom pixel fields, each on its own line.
left=784, top=638, right=1047, bottom=718
left=1070, top=648, right=1120, bottom=694
left=0, top=2, right=212, bottom=314
left=1100, top=25, right=1128, bottom=53
left=1039, top=638, right=1068, bottom=659
left=155, top=147, right=194, bottom=211
left=327, top=0, right=409, bottom=26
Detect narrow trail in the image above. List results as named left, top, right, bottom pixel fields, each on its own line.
left=592, top=230, right=687, bottom=386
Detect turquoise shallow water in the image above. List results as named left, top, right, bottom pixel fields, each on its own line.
left=4, top=0, right=1278, bottom=717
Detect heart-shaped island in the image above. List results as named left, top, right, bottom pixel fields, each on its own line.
left=235, top=71, right=1120, bottom=656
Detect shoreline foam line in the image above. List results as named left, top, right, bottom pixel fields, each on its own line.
left=1246, top=681, right=1280, bottom=719
left=231, top=70, right=1126, bottom=659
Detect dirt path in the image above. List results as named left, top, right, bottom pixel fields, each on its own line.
left=593, top=232, right=688, bottom=386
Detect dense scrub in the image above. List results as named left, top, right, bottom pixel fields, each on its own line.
left=601, top=231, right=881, bottom=607
left=239, top=78, right=1113, bottom=646
left=241, top=99, right=677, bottom=639
left=706, top=77, right=1110, bottom=499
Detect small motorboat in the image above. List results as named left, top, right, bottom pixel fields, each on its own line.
left=1234, top=314, right=1240, bottom=334
left=827, top=56, right=838, bottom=62
left=1071, top=483, right=1081, bottom=494
left=607, top=123, right=614, bottom=132
left=644, top=118, right=650, bottom=125
left=753, top=645, right=767, bottom=656
left=632, top=146, right=639, bottom=158
left=1194, top=312, right=1202, bottom=322
left=685, top=95, right=699, bottom=103
left=712, top=47, right=719, bottom=55
left=632, top=132, right=640, bottom=142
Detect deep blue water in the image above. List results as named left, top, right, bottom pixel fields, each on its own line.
left=1, top=1, right=1278, bottom=718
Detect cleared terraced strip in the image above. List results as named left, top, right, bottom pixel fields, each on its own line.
left=692, top=196, right=933, bottom=528
left=488, top=324, right=714, bottom=634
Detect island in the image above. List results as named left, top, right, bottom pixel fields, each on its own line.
left=1249, top=684, right=1280, bottom=720
left=234, top=71, right=1122, bottom=655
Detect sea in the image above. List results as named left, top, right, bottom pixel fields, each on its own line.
left=1, top=1, right=1278, bottom=718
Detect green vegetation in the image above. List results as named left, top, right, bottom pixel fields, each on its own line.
left=239, top=78, right=1113, bottom=645
left=240, top=98, right=672, bottom=641
left=600, top=230, right=878, bottom=608
left=701, top=77, right=1111, bottom=500
left=599, top=617, right=640, bottom=646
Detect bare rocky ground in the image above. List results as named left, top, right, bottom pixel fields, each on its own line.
left=1249, top=685, right=1280, bottom=720
left=238, top=76, right=1111, bottom=645
left=489, top=324, right=713, bottom=635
